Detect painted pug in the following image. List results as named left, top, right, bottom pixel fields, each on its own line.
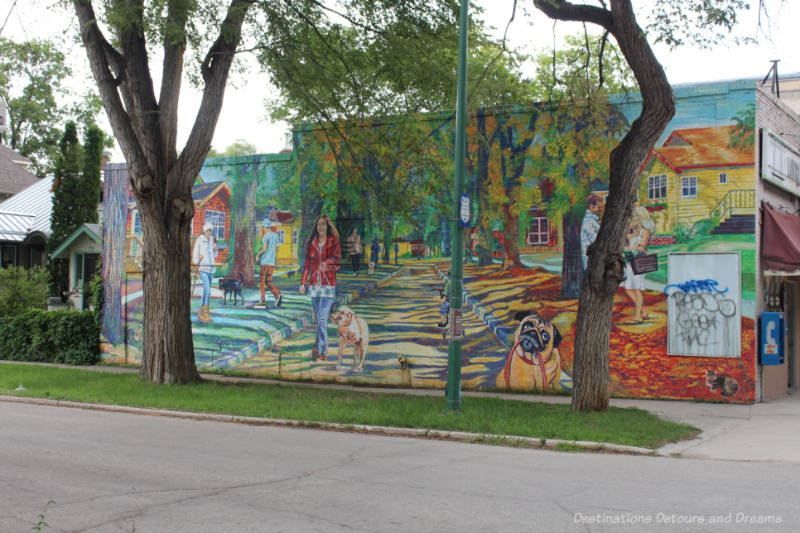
left=497, top=310, right=563, bottom=391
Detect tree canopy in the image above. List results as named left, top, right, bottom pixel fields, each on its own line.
left=0, top=37, right=105, bottom=176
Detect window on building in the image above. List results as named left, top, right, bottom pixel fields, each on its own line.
left=527, top=217, right=549, bottom=245
left=133, top=211, right=141, bottom=235
left=719, top=172, right=727, bottom=184
left=292, top=229, right=298, bottom=245
left=277, top=230, right=285, bottom=244
left=648, top=175, right=667, bottom=200
left=204, top=210, right=226, bottom=239
left=1, top=244, right=17, bottom=268
left=681, top=176, right=697, bottom=198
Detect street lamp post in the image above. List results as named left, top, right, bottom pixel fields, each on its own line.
left=445, top=0, right=468, bottom=412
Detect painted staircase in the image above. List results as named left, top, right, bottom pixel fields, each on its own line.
left=710, top=214, right=755, bottom=235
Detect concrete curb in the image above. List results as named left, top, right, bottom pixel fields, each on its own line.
left=0, top=394, right=659, bottom=457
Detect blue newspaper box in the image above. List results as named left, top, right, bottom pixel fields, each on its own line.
left=760, top=312, right=784, bottom=365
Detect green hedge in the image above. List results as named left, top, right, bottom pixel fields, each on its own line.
left=0, top=309, right=99, bottom=365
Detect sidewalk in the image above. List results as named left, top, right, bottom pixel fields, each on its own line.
left=5, top=361, right=800, bottom=462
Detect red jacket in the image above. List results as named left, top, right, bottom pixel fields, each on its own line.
left=301, top=235, right=341, bottom=287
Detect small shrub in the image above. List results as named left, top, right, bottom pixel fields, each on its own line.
left=0, top=266, right=50, bottom=316
left=672, top=223, right=691, bottom=244
left=0, top=309, right=99, bottom=364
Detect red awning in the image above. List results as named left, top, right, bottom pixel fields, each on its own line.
left=763, top=203, right=800, bottom=274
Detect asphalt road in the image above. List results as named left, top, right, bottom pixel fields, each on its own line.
left=1, top=401, right=798, bottom=532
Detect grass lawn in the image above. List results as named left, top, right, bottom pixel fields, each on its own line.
left=0, top=364, right=698, bottom=449
left=648, top=234, right=756, bottom=297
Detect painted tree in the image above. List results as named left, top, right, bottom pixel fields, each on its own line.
left=483, top=111, right=540, bottom=269
left=531, top=0, right=748, bottom=411
left=538, top=103, right=628, bottom=298
left=730, top=103, right=756, bottom=151
left=263, top=12, right=534, bottom=264
left=71, top=0, right=458, bottom=383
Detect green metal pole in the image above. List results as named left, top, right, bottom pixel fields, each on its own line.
left=446, top=0, right=468, bottom=411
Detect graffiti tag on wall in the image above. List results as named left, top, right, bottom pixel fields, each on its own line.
left=666, top=254, right=741, bottom=358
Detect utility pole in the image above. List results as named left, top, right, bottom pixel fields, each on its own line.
left=445, top=0, right=468, bottom=411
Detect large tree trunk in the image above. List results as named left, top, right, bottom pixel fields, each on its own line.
left=533, top=0, right=675, bottom=411
left=74, top=0, right=253, bottom=384
left=139, top=190, right=199, bottom=383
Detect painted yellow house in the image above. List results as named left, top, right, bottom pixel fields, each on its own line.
left=638, top=126, right=755, bottom=234
left=262, top=205, right=301, bottom=265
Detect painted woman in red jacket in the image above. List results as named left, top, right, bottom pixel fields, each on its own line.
left=299, top=214, right=341, bottom=361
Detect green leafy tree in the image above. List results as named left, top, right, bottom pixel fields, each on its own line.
left=0, top=37, right=103, bottom=176
left=49, top=122, right=104, bottom=247
left=48, top=122, right=104, bottom=296
left=49, top=122, right=84, bottom=251
left=207, top=139, right=259, bottom=158
left=530, top=33, right=636, bottom=103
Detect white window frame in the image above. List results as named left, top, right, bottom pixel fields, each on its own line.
left=291, top=229, right=298, bottom=245
left=719, top=172, right=727, bottom=184
left=277, top=229, right=285, bottom=244
left=204, top=209, right=226, bottom=240
left=648, top=175, right=667, bottom=200
left=681, top=176, right=697, bottom=199
left=526, top=217, right=549, bottom=245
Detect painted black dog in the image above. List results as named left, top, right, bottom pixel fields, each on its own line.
left=219, top=272, right=244, bottom=305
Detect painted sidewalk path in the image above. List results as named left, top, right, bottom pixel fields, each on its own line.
left=110, top=265, right=402, bottom=369
left=205, top=265, right=405, bottom=369
left=232, top=263, right=510, bottom=389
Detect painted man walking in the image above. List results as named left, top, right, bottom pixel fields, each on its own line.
left=256, top=218, right=283, bottom=307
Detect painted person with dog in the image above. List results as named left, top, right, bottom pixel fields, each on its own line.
left=192, top=222, right=218, bottom=323
left=620, top=205, right=656, bottom=324
left=299, top=214, right=341, bottom=361
left=255, top=218, right=283, bottom=307
left=580, top=194, right=603, bottom=272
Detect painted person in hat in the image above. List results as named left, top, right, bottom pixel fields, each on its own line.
left=192, top=221, right=218, bottom=322
left=255, top=217, right=283, bottom=307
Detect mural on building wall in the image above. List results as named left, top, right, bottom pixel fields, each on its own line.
left=101, top=82, right=759, bottom=402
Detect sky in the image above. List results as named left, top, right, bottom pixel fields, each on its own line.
left=2, top=0, right=799, bottom=163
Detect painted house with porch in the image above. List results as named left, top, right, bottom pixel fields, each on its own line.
left=638, top=125, right=755, bottom=235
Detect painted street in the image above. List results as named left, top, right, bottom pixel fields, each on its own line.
left=234, top=262, right=510, bottom=389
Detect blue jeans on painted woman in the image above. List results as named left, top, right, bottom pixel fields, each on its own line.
left=200, top=271, right=213, bottom=306
left=312, top=296, right=334, bottom=356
